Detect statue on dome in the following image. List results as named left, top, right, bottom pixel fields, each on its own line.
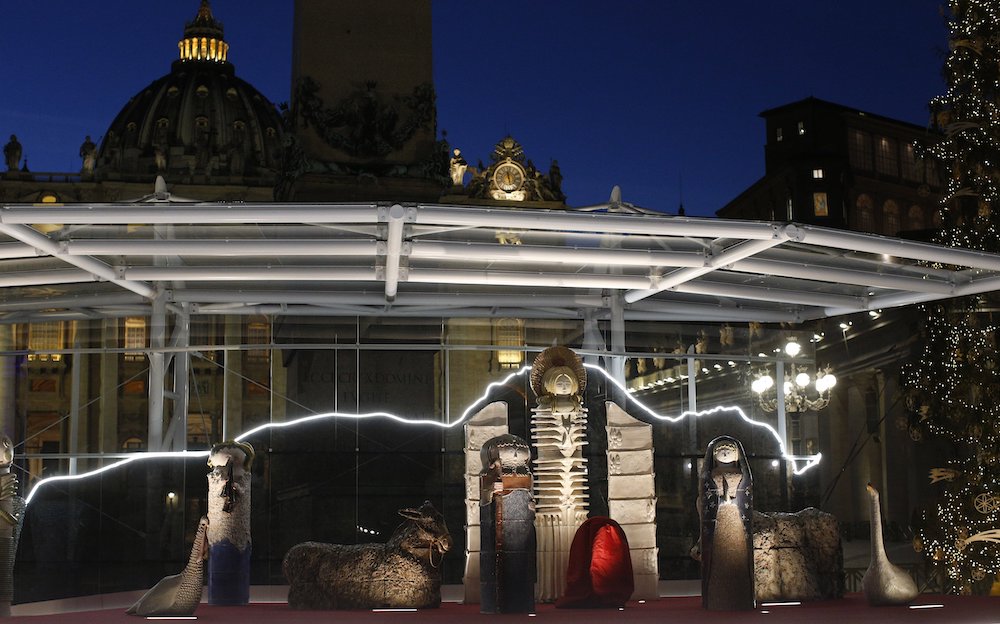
left=548, top=160, right=564, bottom=200
left=79, top=136, right=97, bottom=175
left=3, top=136, right=21, bottom=172
left=449, top=148, right=468, bottom=186
left=154, top=146, right=168, bottom=172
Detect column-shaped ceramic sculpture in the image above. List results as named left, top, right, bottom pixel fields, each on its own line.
left=479, top=434, right=535, bottom=614
left=698, top=435, right=754, bottom=610
left=207, top=441, right=254, bottom=605
left=605, top=402, right=658, bottom=599
left=530, top=346, right=588, bottom=602
left=0, top=435, right=24, bottom=618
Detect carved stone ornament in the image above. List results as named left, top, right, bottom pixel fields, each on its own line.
left=466, top=136, right=566, bottom=202
left=292, top=77, right=436, bottom=159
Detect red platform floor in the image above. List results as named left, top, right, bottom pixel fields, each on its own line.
left=5, top=594, right=998, bottom=624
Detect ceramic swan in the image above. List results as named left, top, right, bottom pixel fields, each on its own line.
left=127, top=516, right=209, bottom=616
left=861, top=484, right=919, bottom=606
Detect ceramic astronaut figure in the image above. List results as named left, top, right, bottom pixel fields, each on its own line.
left=479, top=433, right=535, bottom=613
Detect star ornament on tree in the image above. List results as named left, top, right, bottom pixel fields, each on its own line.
left=973, top=492, right=999, bottom=515
left=929, top=467, right=962, bottom=483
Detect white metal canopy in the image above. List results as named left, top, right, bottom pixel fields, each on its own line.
left=1, top=200, right=998, bottom=324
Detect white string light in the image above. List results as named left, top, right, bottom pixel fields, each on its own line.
left=23, top=363, right=822, bottom=503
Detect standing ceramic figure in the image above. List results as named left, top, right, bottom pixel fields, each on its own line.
left=698, top=435, right=754, bottom=610
left=479, top=434, right=536, bottom=614
left=0, top=435, right=24, bottom=617
left=207, top=441, right=254, bottom=605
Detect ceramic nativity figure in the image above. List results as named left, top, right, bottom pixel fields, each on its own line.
left=479, top=433, right=536, bottom=614
left=206, top=440, right=255, bottom=605
left=0, top=435, right=24, bottom=617
left=698, top=435, right=754, bottom=610
left=530, top=346, right=589, bottom=601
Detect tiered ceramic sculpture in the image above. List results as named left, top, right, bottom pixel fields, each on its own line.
left=605, top=402, right=658, bottom=599
left=530, top=347, right=589, bottom=601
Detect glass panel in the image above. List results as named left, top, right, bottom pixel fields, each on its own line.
left=7, top=314, right=824, bottom=600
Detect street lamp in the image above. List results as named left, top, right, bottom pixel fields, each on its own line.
left=751, top=365, right=836, bottom=412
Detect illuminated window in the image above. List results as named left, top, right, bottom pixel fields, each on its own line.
left=813, top=192, right=829, bottom=217
left=789, top=415, right=802, bottom=455
left=875, top=136, right=898, bottom=176
left=39, top=192, right=59, bottom=203
left=247, top=319, right=270, bottom=362
left=797, top=121, right=805, bottom=135
left=494, top=318, right=525, bottom=369
left=785, top=197, right=793, bottom=221
left=122, top=436, right=143, bottom=451
left=907, top=205, right=925, bottom=229
left=932, top=209, right=943, bottom=227
left=28, top=322, right=64, bottom=362
left=776, top=127, right=783, bottom=142
left=856, top=194, right=875, bottom=232
left=191, top=318, right=217, bottom=361
left=124, top=317, right=147, bottom=361
left=884, top=200, right=900, bottom=235
left=812, top=169, right=824, bottom=179
left=902, top=143, right=922, bottom=182
left=849, top=129, right=873, bottom=170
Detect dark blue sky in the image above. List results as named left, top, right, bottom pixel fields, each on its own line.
left=1, top=1, right=946, bottom=216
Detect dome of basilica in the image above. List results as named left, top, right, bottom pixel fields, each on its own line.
left=96, top=1, right=283, bottom=182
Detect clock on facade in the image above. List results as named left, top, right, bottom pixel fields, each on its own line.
left=493, top=161, right=525, bottom=193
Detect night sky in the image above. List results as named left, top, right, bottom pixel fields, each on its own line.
left=1, top=1, right=947, bottom=216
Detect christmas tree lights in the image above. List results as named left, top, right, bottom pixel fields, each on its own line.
left=903, top=0, right=1000, bottom=595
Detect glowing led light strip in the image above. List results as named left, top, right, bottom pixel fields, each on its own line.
left=24, top=450, right=210, bottom=504
left=24, top=363, right=822, bottom=503
left=585, top=363, right=822, bottom=476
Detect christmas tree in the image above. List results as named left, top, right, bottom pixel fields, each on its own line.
left=903, top=0, right=1000, bottom=595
